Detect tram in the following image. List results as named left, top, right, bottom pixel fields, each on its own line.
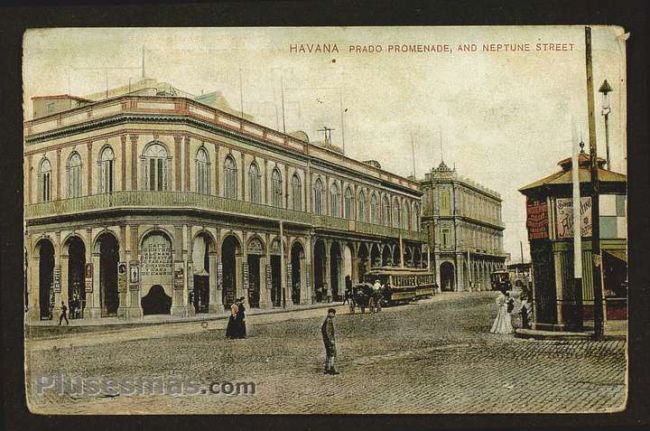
left=362, top=267, right=436, bottom=305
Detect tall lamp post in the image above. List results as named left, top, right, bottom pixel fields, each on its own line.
left=599, top=80, right=613, bottom=170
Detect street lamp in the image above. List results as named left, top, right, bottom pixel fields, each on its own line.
left=598, top=79, right=613, bottom=170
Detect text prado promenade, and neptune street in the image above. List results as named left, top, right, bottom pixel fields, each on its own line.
left=288, top=42, right=576, bottom=54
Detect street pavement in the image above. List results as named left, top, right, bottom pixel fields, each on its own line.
left=25, top=292, right=627, bottom=414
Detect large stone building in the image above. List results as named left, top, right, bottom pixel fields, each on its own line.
left=24, top=79, right=426, bottom=322
left=419, top=161, right=507, bottom=291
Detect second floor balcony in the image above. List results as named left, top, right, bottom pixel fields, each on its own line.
left=25, top=191, right=427, bottom=242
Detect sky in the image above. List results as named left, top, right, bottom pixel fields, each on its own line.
left=23, top=26, right=628, bottom=261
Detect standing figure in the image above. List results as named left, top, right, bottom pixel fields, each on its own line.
left=490, top=291, right=514, bottom=334
left=58, top=301, right=69, bottom=326
left=225, top=301, right=239, bottom=339
left=343, top=276, right=353, bottom=304
left=520, top=298, right=532, bottom=329
left=235, top=297, right=247, bottom=338
left=321, top=308, right=339, bottom=375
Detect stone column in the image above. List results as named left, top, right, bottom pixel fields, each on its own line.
left=89, top=251, right=102, bottom=318
left=553, top=246, right=568, bottom=327
left=235, top=253, right=243, bottom=301
left=171, top=225, right=185, bottom=316
left=304, top=235, right=313, bottom=304
left=117, top=225, right=128, bottom=318
left=27, top=238, right=41, bottom=322
left=299, top=254, right=308, bottom=305
left=260, top=232, right=272, bottom=308
left=52, top=233, right=62, bottom=317
left=208, top=251, right=221, bottom=313
left=129, top=135, right=138, bottom=190
left=60, top=252, right=69, bottom=309
left=323, top=239, right=331, bottom=301
left=337, top=255, right=344, bottom=301
left=127, top=224, right=142, bottom=318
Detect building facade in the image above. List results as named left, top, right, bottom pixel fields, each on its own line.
left=419, top=162, right=506, bottom=291
left=24, top=81, right=426, bottom=322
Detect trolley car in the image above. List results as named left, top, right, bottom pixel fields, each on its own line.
left=362, top=267, right=436, bottom=305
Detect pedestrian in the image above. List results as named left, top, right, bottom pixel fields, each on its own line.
left=321, top=308, right=339, bottom=375
left=368, top=292, right=376, bottom=313
left=343, top=275, right=353, bottom=304
left=490, top=290, right=514, bottom=334
left=225, top=301, right=239, bottom=339
left=375, top=287, right=383, bottom=312
left=520, top=298, right=532, bottom=329
left=58, top=301, right=69, bottom=326
left=235, top=297, right=247, bottom=338
left=348, top=287, right=356, bottom=314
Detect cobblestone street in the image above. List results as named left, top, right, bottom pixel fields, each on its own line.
left=25, top=292, right=627, bottom=414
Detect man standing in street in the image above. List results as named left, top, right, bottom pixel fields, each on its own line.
left=321, top=308, right=339, bottom=375
left=58, top=301, right=69, bottom=326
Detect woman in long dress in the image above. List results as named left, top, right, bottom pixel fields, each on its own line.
left=490, top=291, right=514, bottom=334
left=225, top=302, right=239, bottom=339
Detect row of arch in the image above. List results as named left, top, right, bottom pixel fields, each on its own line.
left=30, top=227, right=425, bottom=320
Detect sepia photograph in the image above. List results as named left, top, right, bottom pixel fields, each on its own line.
left=22, top=25, right=628, bottom=415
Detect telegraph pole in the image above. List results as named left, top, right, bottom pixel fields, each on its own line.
left=585, top=26, right=605, bottom=339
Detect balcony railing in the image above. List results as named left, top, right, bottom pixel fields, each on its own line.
left=25, top=191, right=426, bottom=242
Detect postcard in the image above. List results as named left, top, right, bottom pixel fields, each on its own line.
left=23, top=25, right=628, bottom=414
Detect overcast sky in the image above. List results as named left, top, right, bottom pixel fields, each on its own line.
left=23, top=26, right=628, bottom=261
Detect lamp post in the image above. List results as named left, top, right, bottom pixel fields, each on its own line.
left=598, top=80, right=613, bottom=170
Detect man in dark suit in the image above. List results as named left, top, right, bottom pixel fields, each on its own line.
left=321, top=308, right=339, bottom=375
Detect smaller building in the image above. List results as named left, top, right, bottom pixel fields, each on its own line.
left=519, top=148, right=627, bottom=330
left=420, top=161, right=507, bottom=291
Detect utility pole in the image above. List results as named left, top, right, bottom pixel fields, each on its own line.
left=141, top=45, right=146, bottom=79
left=280, top=75, right=286, bottom=133
left=410, top=132, right=416, bottom=178
left=572, top=138, right=584, bottom=331
left=520, top=240, right=524, bottom=264
left=339, top=93, right=346, bottom=154
left=238, top=66, right=244, bottom=119
left=585, top=26, right=605, bottom=339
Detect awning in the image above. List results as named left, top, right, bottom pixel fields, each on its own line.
left=603, top=249, right=627, bottom=264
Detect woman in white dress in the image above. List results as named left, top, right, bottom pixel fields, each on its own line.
left=490, top=291, right=514, bottom=334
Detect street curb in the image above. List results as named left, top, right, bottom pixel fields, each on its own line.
left=514, top=328, right=626, bottom=341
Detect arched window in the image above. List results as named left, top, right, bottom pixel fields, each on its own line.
left=99, top=146, right=115, bottom=193
left=358, top=191, right=366, bottom=222
left=403, top=203, right=410, bottom=230
left=313, top=178, right=323, bottom=215
left=382, top=195, right=390, bottom=226
left=39, top=158, right=52, bottom=202
left=392, top=199, right=401, bottom=228
left=195, top=147, right=210, bottom=194
left=248, top=162, right=261, bottom=203
left=66, top=152, right=82, bottom=198
left=291, top=173, right=302, bottom=211
left=413, top=203, right=420, bottom=232
left=330, top=183, right=341, bottom=217
left=344, top=187, right=353, bottom=219
left=223, top=155, right=238, bottom=199
left=141, top=143, right=168, bottom=191
left=271, top=168, right=283, bottom=207
left=370, top=193, right=378, bottom=224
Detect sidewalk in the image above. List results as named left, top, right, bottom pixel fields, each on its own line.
left=25, top=300, right=345, bottom=340
left=25, top=292, right=468, bottom=350
left=515, top=320, right=627, bottom=341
